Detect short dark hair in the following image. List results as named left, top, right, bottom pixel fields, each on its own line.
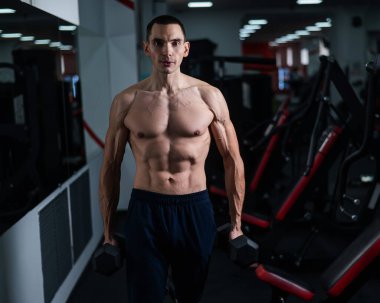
left=146, top=15, right=187, bottom=42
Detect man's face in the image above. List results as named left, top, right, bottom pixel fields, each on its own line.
left=144, top=23, right=190, bottom=74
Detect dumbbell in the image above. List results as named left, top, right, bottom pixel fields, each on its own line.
left=92, top=233, right=126, bottom=276
left=216, top=223, right=259, bottom=267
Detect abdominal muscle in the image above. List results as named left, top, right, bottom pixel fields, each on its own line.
left=131, top=136, right=210, bottom=195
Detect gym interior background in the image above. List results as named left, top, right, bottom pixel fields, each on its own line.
left=0, top=0, right=380, bottom=302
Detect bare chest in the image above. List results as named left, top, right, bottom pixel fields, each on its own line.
left=125, top=90, right=214, bottom=138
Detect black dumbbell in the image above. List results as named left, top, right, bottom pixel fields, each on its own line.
left=229, top=234, right=259, bottom=267
left=92, top=233, right=125, bottom=276
left=216, top=223, right=259, bottom=267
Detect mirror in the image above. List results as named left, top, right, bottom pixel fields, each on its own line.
left=0, top=0, right=85, bottom=234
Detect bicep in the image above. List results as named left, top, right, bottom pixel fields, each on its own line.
left=210, top=118, right=240, bottom=160
left=208, top=88, right=240, bottom=159
left=103, top=97, right=130, bottom=167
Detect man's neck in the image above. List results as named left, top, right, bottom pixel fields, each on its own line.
left=149, top=69, right=185, bottom=95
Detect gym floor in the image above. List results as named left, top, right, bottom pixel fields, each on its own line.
left=67, top=248, right=380, bottom=303
left=67, top=214, right=380, bottom=303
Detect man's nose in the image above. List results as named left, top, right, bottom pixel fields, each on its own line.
left=162, top=43, right=173, bottom=56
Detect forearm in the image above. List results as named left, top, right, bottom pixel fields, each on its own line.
left=224, top=156, right=245, bottom=230
left=99, top=166, right=121, bottom=240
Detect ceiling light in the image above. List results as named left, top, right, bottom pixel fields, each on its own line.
left=20, top=36, right=35, bottom=41
left=295, top=30, right=310, bottom=35
left=60, top=45, right=73, bottom=50
left=240, top=33, right=250, bottom=38
left=315, top=21, right=332, bottom=27
left=269, top=42, right=278, bottom=47
left=306, top=26, right=321, bottom=31
left=244, top=24, right=261, bottom=30
left=240, top=28, right=255, bottom=34
left=1, top=33, right=22, bottom=38
left=188, top=2, right=213, bottom=8
left=276, top=38, right=289, bottom=43
left=248, top=19, right=268, bottom=25
left=50, top=42, right=63, bottom=47
left=34, top=39, right=51, bottom=45
left=59, top=25, right=77, bottom=31
left=0, top=8, right=16, bottom=14
left=286, top=34, right=300, bottom=40
left=297, top=0, right=323, bottom=4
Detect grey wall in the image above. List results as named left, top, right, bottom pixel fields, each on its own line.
left=0, top=155, right=103, bottom=303
left=78, top=0, right=137, bottom=209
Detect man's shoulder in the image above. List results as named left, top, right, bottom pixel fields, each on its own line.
left=184, top=75, right=221, bottom=100
left=113, top=79, right=150, bottom=109
left=185, top=76, right=227, bottom=120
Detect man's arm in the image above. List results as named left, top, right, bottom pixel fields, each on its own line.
left=204, top=87, right=245, bottom=239
left=99, top=93, right=131, bottom=244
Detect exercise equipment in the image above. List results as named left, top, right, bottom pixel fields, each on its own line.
left=213, top=55, right=380, bottom=270
left=216, top=223, right=259, bottom=267
left=255, top=217, right=380, bottom=302
left=92, top=233, right=125, bottom=276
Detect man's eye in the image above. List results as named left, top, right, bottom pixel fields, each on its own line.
left=154, top=41, right=163, bottom=47
left=172, top=41, right=180, bottom=47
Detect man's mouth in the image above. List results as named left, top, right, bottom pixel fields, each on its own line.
left=161, top=60, right=174, bottom=66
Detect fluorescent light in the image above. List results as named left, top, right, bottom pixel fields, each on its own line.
left=50, top=42, right=63, bottom=47
left=244, top=24, right=261, bottom=30
left=1, top=33, right=22, bottom=38
left=34, top=39, right=51, bottom=45
left=248, top=19, right=268, bottom=25
left=240, top=28, right=255, bottom=34
left=297, top=0, right=323, bottom=4
left=269, top=42, right=278, bottom=47
left=20, top=36, right=35, bottom=41
left=295, top=30, right=310, bottom=35
left=59, top=45, right=73, bottom=50
left=306, top=26, right=321, bottom=31
left=59, top=25, right=77, bottom=31
left=301, top=48, right=309, bottom=65
left=276, top=37, right=289, bottom=43
left=0, top=8, right=16, bottom=14
left=286, top=34, right=300, bottom=40
left=188, top=2, right=213, bottom=8
left=315, top=21, right=332, bottom=27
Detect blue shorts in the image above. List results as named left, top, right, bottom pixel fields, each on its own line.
left=124, top=188, right=217, bottom=303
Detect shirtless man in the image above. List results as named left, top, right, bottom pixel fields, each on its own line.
left=99, top=15, right=245, bottom=303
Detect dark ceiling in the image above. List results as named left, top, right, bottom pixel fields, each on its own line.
left=167, top=0, right=380, bottom=11
left=166, top=0, right=380, bottom=42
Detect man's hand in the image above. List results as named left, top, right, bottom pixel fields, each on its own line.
left=103, top=236, right=118, bottom=247
left=229, top=227, right=243, bottom=240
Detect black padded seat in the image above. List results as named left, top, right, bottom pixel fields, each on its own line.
left=321, top=219, right=380, bottom=297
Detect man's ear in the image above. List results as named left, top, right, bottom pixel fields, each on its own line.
left=143, top=41, right=150, bottom=56
left=183, top=41, right=190, bottom=58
